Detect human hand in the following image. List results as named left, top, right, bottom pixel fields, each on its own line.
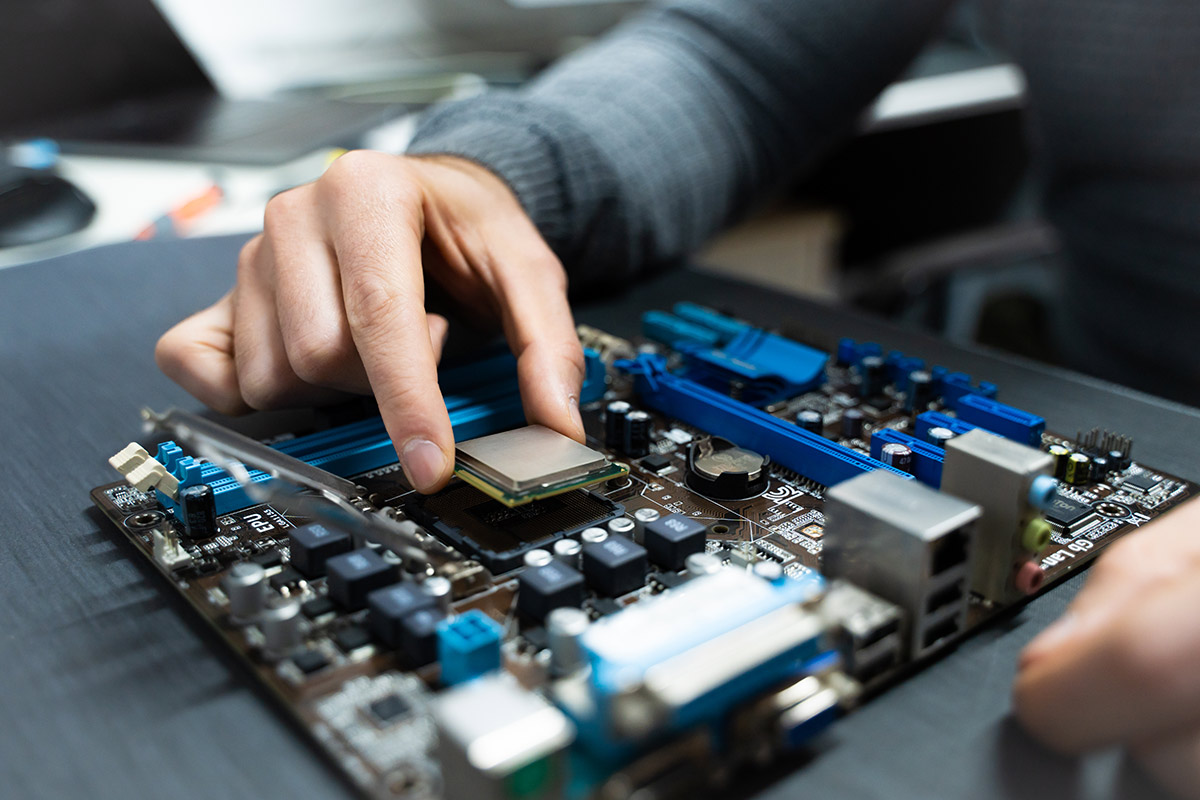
left=1014, top=497, right=1200, bottom=798
left=155, top=152, right=585, bottom=493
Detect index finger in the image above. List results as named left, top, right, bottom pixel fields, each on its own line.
left=324, top=157, right=454, bottom=493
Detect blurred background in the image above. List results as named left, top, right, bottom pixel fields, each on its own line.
left=0, top=0, right=1048, bottom=366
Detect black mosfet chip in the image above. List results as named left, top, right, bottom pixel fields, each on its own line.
left=1123, top=472, right=1161, bottom=493
left=292, top=649, right=328, bottom=674
left=368, top=694, right=411, bottom=725
left=301, top=596, right=336, bottom=619
left=639, top=453, right=673, bottom=473
left=269, top=566, right=303, bottom=591
left=1043, top=493, right=1094, bottom=533
left=582, top=534, right=648, bottom=597
left=333, top=625, right=372, bottom=653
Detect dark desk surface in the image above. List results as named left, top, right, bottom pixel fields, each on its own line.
left=2, top=235, right=1194, bottom=800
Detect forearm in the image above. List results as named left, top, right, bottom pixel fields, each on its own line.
left=408, top=0, right=954, bottom=285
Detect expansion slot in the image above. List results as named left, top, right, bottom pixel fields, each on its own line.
left=619, top=354, right=909, bottom=487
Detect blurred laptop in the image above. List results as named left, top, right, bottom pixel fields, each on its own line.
left=0, top=0, right=641, bottom=165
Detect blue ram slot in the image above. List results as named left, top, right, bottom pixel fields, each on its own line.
left=158, top=349, right=607, bottom=516
left=870, top=428, right=944, bottom=487
left=934, top=369, right=998, bottom=405
left=952, top=393, right=1046, bottom=447
left=914, top=411, right=977, bottom=441
left=642, top=310, right=722, bottom=348
left=618, top=355, right=909, bottom=487
left=670, top=301, right=751, bottom=341
left=645, top=304, right=827, bottom=407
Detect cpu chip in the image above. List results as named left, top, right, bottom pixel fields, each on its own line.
left=454, top=425, right=628, bottom=507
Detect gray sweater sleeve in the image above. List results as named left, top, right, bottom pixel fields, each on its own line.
left=407, top=0, right=953, bottom=286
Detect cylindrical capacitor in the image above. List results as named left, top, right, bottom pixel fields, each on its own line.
left=880, top=442, right=914, bottom=474
left=841, top=408, right=865, bottom=440
left=1108, top=448, right=1131, bottom=472
left=624, top=410, right=652, bottom=457
left=552, top=538, right=582, bottom=569
left=1091, top=456, right=1110, bottom=477
left=1048, top=444, right=1072, bottom=479
left=604, top=401, right=632, bottom=451
left=180, top=483, right=217, bottom=540
left=607, top=517, right=636, bottom=539
left=259, top=599, right=304, bottom=657
left=685, top=552, right=722, bottom=577
left=926, top=426, right=956, bottom=447
left=632, top=508, right=660, bottom=544
left=859, top=355, right=887, bottom=398
left=546, top=606, right=590, bottom=676
left=907, top=370, right=934, bottom=412
left=1065, top=453, right=1092, bottom=485
left=580, top=527, right=608, bottom=545
left=523, top=549, right=553, bottom=569
left=421, top=575, right=454, bottom=614
left=223, top=561, right=267, bottom=621
left=796, top=409, right=823, bottom=435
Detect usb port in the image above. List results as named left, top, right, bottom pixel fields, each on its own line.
left=922, top=617, right=960, bottom=650
left=925, top=581, right=964, bottom=615
left=930, top=530, right=968, bottom=575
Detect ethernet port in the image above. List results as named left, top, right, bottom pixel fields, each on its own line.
left=930, top=529, right=968, bottom=575
left=925, top=580, right=965, bottom=615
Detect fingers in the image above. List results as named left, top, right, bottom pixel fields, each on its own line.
left=232, top=234, right=347, bottom=410
left=485, top=224, right=586, bottom=442
left=1014, top=567, right=1200, bottom=754
left=323, top=152, right=454, bottom=493
left=1132, top=725, right=1200, bottom=800
left=1022, top=504, right=1200, bottom=668
left=268, top=185, right=371, bottom=395
left=155, top=292, right=250, bottom=416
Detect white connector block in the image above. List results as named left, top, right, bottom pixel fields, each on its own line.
left=109, top=442, right=180, bottom=499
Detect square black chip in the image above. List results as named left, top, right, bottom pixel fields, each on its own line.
left=1043, top=493, right=1094, bottom=533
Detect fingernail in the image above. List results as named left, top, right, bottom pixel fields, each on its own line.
left=400, top=438, right=447, bottom=492
left=1021, top=612, right=1081, bottom=667
left=567, top=395, right=584, bottom=438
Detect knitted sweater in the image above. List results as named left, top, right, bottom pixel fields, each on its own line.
left=408, top=0, right=1200, bottom=401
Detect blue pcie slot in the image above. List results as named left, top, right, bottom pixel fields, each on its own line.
left=837, top=338, right=998, bottom=404
left=869, top=428, right=944, bottom=487
left=618, top=354, right=910, bottom=487
left=643, top=303, right=827, bottom=407
left=951, top=393, right=1046, bottom=447
left=158, top=349, right=607, bottom=516
left=914, top=411, right=977, bottom=441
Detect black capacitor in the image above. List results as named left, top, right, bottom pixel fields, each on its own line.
left=180, top=483, right=217, bottom=540
left=841, top=408, right=865, bottom=440
left=1108, top=448, right=1131, bottom=472
left=796, top=409, right=823, bottom=435
left=859, top=355, right=887, bottom=398
left=624, top=410, right=652, bottom=457
left=1091, top=456, right=1110, bottom=477
left=907, top=370, right=934, bottom=412
left=880, top=442, right=914, bottom=474
left=604, top=401, right=632, bottom=451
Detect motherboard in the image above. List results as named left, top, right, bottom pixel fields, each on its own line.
left=91, top=302, right=1196, bottom=800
